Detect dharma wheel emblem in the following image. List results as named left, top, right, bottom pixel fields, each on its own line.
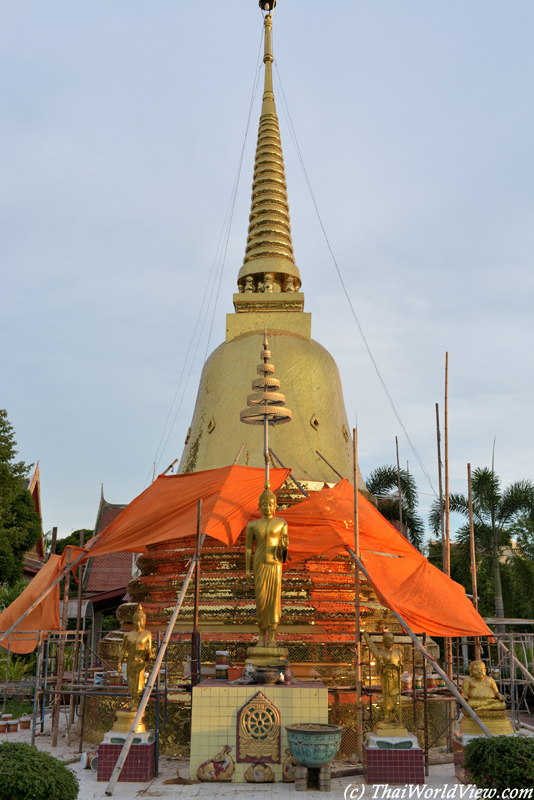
left=240, top=332, right=292, bottom=427
left=237, top=691, right=281, bottom=763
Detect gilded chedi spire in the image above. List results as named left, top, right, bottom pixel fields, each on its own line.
left=237, top=9, right=301, bottom=295
left=240, top=331, right=292, bottom=426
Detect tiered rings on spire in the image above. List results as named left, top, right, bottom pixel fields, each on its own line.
left=240, top=333, right=292, bottom=426
left=244, top=113, right=294, bottom=267
left=237, top=11, right=301, bottom=295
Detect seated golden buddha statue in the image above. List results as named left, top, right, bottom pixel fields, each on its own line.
left=459, top=660, right=513, bottom=735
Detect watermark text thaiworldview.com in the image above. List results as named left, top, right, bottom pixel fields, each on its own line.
left=344, top=785, right=534, bottom=800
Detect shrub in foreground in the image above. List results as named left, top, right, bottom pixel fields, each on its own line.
left=463, top=735, right=534, bottom=790
left=0, top=741, right=78, bottom=800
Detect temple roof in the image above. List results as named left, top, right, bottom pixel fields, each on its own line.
left=83, top=490, right=131, bottom=594
left=24, top=462, right=45, bottom=575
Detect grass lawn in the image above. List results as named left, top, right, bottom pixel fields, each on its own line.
left=1, top=699, right=34, bottom=718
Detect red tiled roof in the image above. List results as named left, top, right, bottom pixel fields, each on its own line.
left=99, top=507, right=124, bottom=532
left=84, top=505, right=132, bottom=593
left=85, top=551, right=133, bottom=593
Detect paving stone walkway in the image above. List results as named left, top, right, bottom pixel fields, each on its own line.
left=2, top=718, right=460, bottom=799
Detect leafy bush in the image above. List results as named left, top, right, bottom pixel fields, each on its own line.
left=0, top=741, right=78, bottom=800
left=463, top=735, right=534, bottom=789
left=0, top=656, right=35, bottom=682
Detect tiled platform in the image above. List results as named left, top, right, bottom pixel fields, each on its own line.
left=190, top=679, right=328, bottom=782
left=97, top=742, right=155, bottom=782
left=363, top=743, right=424, bottom=785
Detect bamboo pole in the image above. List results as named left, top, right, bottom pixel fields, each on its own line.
left=353, top=428, right=363, bottom=762
left=31, top=632, right=43, bottom=748
left=233, top=444, right=245, bottom=465
left=2, top=634, right=11, bottom=713
left=395, top=436, right=404, bottom=536
left=467, top=463, right=480, bottom=660
left=495, top=638, right=534, bottom=686
left=316, top=450, right=343, bottom=481
left=444, top=352, right=450, bottom=577
left=344, top=547, right=494, bottom=738
left=162, top=458, right=179, bottom=476
left=443, top=353, right=454, bottom=750
left=70, top=529, right=85, bottom=726
left=52, top=546, right=71, bottom=747
left=50, top=526, right=58, bottom=555
left=191, top=499, right=202, bottom=688
left=105, top=532, right=206, bottom=796
left=269, top=448, right=309, bottom=497
left=435, top=404, right=446, bottom=569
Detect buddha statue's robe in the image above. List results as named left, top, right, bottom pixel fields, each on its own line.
left=247, top=515, right=288, bottom=633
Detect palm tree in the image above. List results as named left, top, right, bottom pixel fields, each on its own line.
left=366, top=465, right=424, bottom=550
left=429, top=467, right=534, bottom=624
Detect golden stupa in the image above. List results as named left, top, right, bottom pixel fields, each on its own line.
left=118, top=3, right=394, bottom=677
left=178, top=8, right=363, bottom=488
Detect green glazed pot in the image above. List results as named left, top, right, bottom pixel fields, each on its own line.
left=285, top=723, right=343, bottom=767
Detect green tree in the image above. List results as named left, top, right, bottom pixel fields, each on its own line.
left=0, top=579, right=27, bottom=613
left=0, top=410, right=30, bottom=517
left=366, top=465, right=424, bottom=550
left=55, top=529, right=93, bottom=596
left=429, top=467, right=534, bottom=624
left=0, top=411, right=41, bottom=587
left=55, top=529, right=93, bottom=556
left=509, top=511, right=534, bottom=560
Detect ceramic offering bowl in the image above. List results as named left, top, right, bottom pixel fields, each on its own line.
left=285, top=723, right=343, bottom=767
left=253, top=666, right=279, bottom=685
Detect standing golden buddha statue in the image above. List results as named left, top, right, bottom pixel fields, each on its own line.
left=246, top=485, right=288, bottom=648
left=110, top=603, right=153, bottom=736
left=240, top=333, right=291, bottom=668
left=120, top=603, right=152, bottom=709
left=364, top=631, right=408, bottom=736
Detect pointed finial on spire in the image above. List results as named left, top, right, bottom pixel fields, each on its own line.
left=236, top=4, right=301, bottom=299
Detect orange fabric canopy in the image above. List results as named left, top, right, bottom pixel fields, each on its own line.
left=0, top=555, right=61, bottom=653
left=282, top=479, right=424, bottom=562
left=0, top=547, right=87, bottom=652
left=0, top=468, right=491, bottom=643
left=360, top=551, right=492, bottom=637
left=280, top=479, right=490, bottom=636
left=86, top=465, right=290, bottom=557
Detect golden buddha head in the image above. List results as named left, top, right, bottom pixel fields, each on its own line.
left=469, top=660, right=486, bottom=680
left=383, top=632, right=394, bottom=649
left=132, top=604, right=146, bottom=632
left=259, top=485, right=277, bottom=519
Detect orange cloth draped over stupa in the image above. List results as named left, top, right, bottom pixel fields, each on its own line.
left=280, top=478, right=423, bottom=561
left=279, top=479, right=491, bottom=637
left=0, top=467, right=491, bottom=644
left=360, top=551, right=491, bottom=638
left=85, top=465, right=290, bottom=555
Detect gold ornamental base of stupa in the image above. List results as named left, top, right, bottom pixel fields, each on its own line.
left=246, top=646, right=289, bottom=668
left=460, top=708, right=514, bottom=736
left=111, top=708, right=147, bottom=734
left=374, top=720, right=410, bottom=738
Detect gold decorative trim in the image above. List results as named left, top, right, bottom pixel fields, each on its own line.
left=237, top=691, right=281, bottom=763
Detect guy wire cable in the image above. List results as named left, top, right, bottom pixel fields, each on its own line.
left=273, top=61, right=437, bottom=497
left=148, top=25, right=266, bottom=480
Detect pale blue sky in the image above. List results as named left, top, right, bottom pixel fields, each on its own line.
left=2, top=1, right=533, bottom=538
